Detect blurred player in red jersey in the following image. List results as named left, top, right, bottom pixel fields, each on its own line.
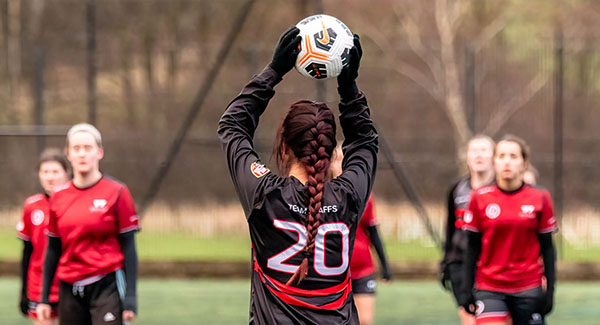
left=440, top=135, right=495, bottom=325
left=330, top=146, right=390, bottom=325
left=37, top=123, right=140, bottom=325
left=218, top=27, right=376, bottom=324
left=460, top=135, right=557, bottom=325
left=18, top=148, right=70, bottom=325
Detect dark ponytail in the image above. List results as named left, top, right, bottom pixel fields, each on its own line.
left=275, top=100, right=337, bottom=286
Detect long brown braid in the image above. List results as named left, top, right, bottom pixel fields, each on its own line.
left=275, top=100, right=337, bottom=286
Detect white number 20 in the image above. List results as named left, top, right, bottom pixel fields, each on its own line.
left=267, top=219, right=349, bottom=276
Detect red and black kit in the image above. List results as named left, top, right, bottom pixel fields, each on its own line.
left=350, top=195, right=390, bottom=294
left=41, top=176, right=139, bottom=324
left=440, top=176, right=478, bottom=303
left=462, top=184, right=557, bottom=324
left=17, top=194, right=60, bottom=318
left=218, top=66, right=378, bottom=324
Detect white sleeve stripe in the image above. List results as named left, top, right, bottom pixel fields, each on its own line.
left=119, top=225, right=139, bottom=234
left=17, top=233, right=31, bottom=241
left=461, top=225, right=480, bottom=233
left=46, top=231, right=60, bottom=237
left=538, top=226, right=558, bottom=234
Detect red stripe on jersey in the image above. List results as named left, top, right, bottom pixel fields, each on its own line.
left=254, top=260, right=351, bottom=310
left=454, top=208, right=466, bottom=228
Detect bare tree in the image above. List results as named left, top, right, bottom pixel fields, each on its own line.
left=349, top=0, right=552, bottom=160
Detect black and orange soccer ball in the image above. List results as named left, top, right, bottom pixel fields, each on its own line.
left=294, top=14, right=354, bottom=80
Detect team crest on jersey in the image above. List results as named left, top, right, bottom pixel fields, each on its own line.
left=31, top=209, right=45, bottom=226
left=250, top=161, right=270, bottom=178
left=485, top=203, right=501, bottom=219
left=90, top=199, right=108, bottom=212
left=519, top=205, right=536, bottom=218
left=521, top=205, right=535, bottom=214
left=464, top=210, right=473, bottom=223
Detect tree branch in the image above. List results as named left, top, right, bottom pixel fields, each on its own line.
left=393, top=4, right=444, bottom=90
left=483, top=72, right=551, bottom=136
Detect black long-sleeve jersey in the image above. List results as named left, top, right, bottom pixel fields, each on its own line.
left=217, top=66, right=378, bottom=325
left=441, top=176, right=472, bottom=267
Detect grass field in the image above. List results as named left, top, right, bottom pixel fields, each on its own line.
left=2, top=229, right=599, bottom=262
left=1, top=278, right=599, bottom=324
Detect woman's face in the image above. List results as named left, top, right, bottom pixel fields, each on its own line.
left=493, top=140, right=526, bottom=183
left=39, top=161, right=69, bottom=194
left=67, top=131, right=103, bottom=174
left=466, top=138, right=494, bottom=174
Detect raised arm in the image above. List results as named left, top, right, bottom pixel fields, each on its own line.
left=334, top=35, right=379, bottom=211
left=217, top=27, right=300, bottom=216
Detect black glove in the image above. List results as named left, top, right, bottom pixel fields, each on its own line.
left=337, top=34, right=363, bottom=88
left=439, top=263, right=451, bottom=291
left=382, top=267, right=391, bottom=281
left=458, top=292, right=476, bottom=315
left=543, top=287, right=554, bottom=315
left=19, top=295, right=29, bottom=316
left=269, top=26, right=302, bottom=76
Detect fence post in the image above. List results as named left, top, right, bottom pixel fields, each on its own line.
left=34, top=45, right=46, bottom=154
left=86, top=0, right=97, bottom=125
left=465, top=44, right=476, bottom=133
left=139, top=0, right=257, bottom=216
left=553, top=27, right=564, bottom=259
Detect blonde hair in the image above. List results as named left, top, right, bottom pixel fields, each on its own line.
left=66, top=123, right=102, bottom=147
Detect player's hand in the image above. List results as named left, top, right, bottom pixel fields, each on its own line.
left=458, top=293, right=476, bottom=315
left=36, top=303, right=52, bottom=321
left=19, top=295, right=29, bottom=315
left=382, top=267, right=392, bottom=281
left=337, top=34, right=362, bottom=88
left=269, top=26, right=302, bottom=76
left=123, top=310, right=136, bottom=322
left=439, top=264, right=451, bottom=291
left=543, top=287, right=554, bottom=315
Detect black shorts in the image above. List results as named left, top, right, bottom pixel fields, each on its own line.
left=447, top=262, right=464, bottom=305
left=59, top=272, right=123, bottom=325
left=352, top=273, right=376, bottom=295
left=474, top=286, right=545, bottom=325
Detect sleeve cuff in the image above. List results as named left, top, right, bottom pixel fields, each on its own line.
left=46, top=231, right=60, bottom=237
left=462, top=225, right=480, bottom=233
left=119, top=225, right=140, bottom=234
left=258, top=65, right=283, bottom=88
left=337, top=81, right=359, bottom=102
left=538, top=226, right=558, bottom=234
left=123, top=295, right=137, bottom=314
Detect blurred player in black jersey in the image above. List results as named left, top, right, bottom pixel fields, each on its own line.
left=440, top=135, right=495, bottom=325
left=218, top=26, right=377, bottom=324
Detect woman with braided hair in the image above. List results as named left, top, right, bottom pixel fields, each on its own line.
left=218, top=26, right=377, bottom=324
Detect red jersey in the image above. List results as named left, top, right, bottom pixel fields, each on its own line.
left=350, top=196, right=377, bottom=279
left=463, top=184, right=557, bottom=293
left=47, top=177, right=139, bottom=283
left=16, top=194, right=60, bottom=302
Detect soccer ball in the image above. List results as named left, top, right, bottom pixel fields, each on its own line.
left=294, top=14, right=354, bottom=80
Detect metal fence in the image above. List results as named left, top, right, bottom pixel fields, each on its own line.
left=0, top=0, right=599, bottom=262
